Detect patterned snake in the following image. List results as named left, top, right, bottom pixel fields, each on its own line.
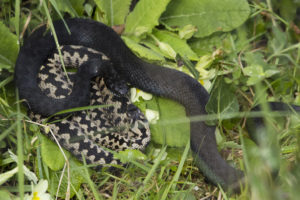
left=27, top=44, right=151, bottom=166
left=14, top=18, right=300, bottom=192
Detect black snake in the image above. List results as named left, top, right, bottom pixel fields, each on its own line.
left=14, top=18, right=299, bottom=192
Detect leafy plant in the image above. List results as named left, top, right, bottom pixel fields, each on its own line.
left=1, top=0, right=300, bottom=199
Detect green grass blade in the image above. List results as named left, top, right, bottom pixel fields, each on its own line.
left=0, top=75, right=13, bottom=88
left=161, top=140, right=190, bottom=200
left=48, top=104, right=112, bottom=119
left=0, top=121, right=17, bottom=141
left=14, top=0, right=20, bottom=41
left=16, top=89, right=24, bottom=200
left=81, top=155, right=103, bottom=200
left=42, top=1, right=70, bottom=82
left=134, top=146, right=167, bottom=199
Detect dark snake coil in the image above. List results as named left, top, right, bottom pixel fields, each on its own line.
left=14, top=18, right=300, bottom=192
left=28, top=44, right=151, bottom=167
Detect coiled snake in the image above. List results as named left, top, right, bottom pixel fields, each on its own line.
left=15, top=18, right=299, bottom=192
left=27, top=44, right=151, bottom=166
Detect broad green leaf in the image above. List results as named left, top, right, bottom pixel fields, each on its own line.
left=48, top=158, right=85, bottom=198
left=244, top=51, right=277, bottom=72
left=264, top=69, right=280, bottom=77
left=243, top=64, right=280, bottom=86
left=195, top=55, right=214, bottom=70
left=268, top=27, right=287, bottom=54
left=69, top=0, right=85, bottom=16
left=146, top=97, right=190, bottom=147
left=41, top=136, right=85, bottom=198
left=206, top=78, right=239, bottom=119
left=114, top=149, right=147, bottom=163
left=52, top=0, right=83, bottom=17
left=0, top=22, right=18, bottom=65
left=161, top=0, right=250, bottom=38
left=279, top=0, right=298, bottom=22
left=243, top=64, right=265, bottom=86
left=94, top=0, right=131, bottom=26
left=124, top=0, right=171, bottom=37
left=122, top=36, right=165, bottom=61
left=178, top=25, right=197, bottom=40
left=153, top=29, right=198, bottom=61
left=140, top=40, right=173, bottom=59
left=41, top=134, right=70, bottom=171
left=244, top=51, right=280, bottom=83
left=157, top=41, right=177, bottom=59
left=189, top=32, right=233, bottom=56
left=0, top=190, right=12, bottom=200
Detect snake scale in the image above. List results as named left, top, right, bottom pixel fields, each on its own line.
left=14, top=18, right=300, bottom=192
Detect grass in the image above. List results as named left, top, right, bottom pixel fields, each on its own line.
left=1, top=0, right=300, bottom=199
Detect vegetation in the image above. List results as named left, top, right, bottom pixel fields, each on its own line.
left=0, top=0, right=300, bottom=199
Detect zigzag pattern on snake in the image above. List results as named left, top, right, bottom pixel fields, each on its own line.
left=29, top=45, right=151, bottom=167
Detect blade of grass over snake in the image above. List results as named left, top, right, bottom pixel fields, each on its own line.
left=42, top=1, right=70, bottom=83
left=48, top=104, right=113, bottom=119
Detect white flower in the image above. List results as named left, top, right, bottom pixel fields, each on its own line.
left=24, top=180, right=51, bottom=200
left=193, top=186, right=199, bottom=191
left=145, top=109, right=159, bottom=124
left=130, top=88, right=152, bottom=102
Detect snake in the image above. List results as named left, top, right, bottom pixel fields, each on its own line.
left=14, top=18, right=300, bottom=192
left=27, top=44, right=151, bottom=167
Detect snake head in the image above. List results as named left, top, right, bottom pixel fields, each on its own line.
left=84, top=58, right=112, bottom=78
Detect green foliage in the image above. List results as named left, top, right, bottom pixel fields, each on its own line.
left=124, top=0, right=171, bottom=37
left=146, top=97, right=190, bottom=147
left=122, top=36, right=165, bottom=61
left=153, top=29, right=199, bottom=60
left=206, top=78, right=239, bottom=118
left=1, top=0, right=300, bottom=199
left=94, top=0, right=131, bottom=26
left=161, top=0, right=250, bottom=38
left=0, top=21, right=18, bottom=67
left=48, top=159, right=85, bottom=198
left=189, top=32, right=233, bottom=56
left=53, top=0, right=84, bottom=17
left=114, top=149, right=147, bottom=163
left=40, top=134, right=70, bottom=171
left=0, top=190, right=12, bottom=200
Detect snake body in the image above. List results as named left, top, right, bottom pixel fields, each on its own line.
left=15, top=18, right=243, bottom=191
left=28, top=44, right=150, bottom=166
